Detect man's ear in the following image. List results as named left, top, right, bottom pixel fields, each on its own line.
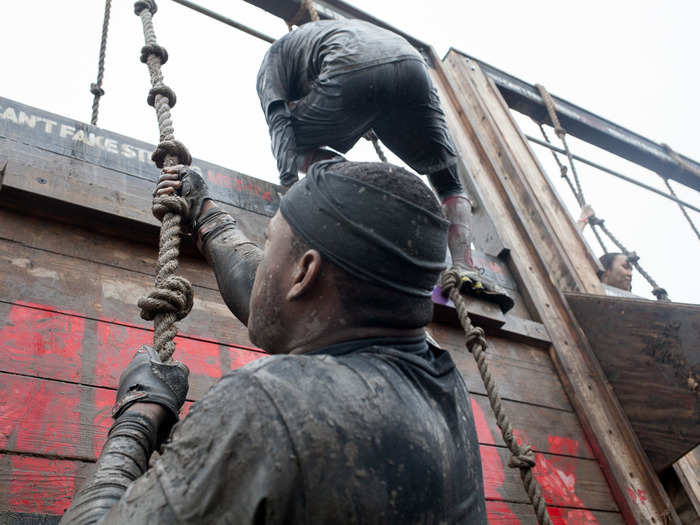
left=286, top=249, right=322, bottom=301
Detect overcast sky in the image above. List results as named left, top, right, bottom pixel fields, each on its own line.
left=2, top=1, right=698, bottom=303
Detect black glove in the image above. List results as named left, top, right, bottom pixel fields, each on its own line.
left=154, top=166, right=212, bottom=233
left=112, top=345, right=189, bottom=424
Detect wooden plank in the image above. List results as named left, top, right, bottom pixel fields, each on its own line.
left=0, top=208, right=220, bottom=291
left=0, top=372, right=592, bottom=463
left=487, top=502, right=625, bottom=525
left=0, top=455, right=94, bottom=517
left=673, top=447, right=700, bottom=519
left=482, top=446, right=618, bottom=511
left=565, top=292, right=700, bottom=471
left=429, top=324, right=572, bottom=411
left=0, top=97, right=281, bottom=217
left=0, top=451, right=622, bottom=521
left=471, top=395, right=594, bottom=460
left=435, top=49, right=679, bottom=523
left=444, top=55, right=603, bottom=294
left=0, top=139, right=271, bottom=246
left=0, top=237, right=254, bottom=350
left=0, top=372, right=616, bottom=514
left=0, top=302, right=265, bottom=400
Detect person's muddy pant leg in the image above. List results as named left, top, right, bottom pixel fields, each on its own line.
left=372, top=59, right=464, bottom=200
left=291, top=74, right=375, bottom=158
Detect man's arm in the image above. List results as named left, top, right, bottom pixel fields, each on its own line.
left=60, top=346, right=188, bottom=524
left=72, top=361, right=300, bottom=524
left=155, top=167, right=263, bottom=325
left=197, top=201, right=262, bottom=325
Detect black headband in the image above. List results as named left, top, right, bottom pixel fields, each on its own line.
left=280, top=160, right=448, bottom=297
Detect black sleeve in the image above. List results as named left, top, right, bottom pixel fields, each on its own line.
left=91, top=362, right=302, bottom=524
left=59, top=414, right=160, bottom=525
left=257, top=40, right=300, bottom=186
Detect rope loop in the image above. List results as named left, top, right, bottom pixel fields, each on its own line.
left=141, top=43, right=168, bottom=65
left=147, top=85, right=177, bottom=108
left=465, top=326, right=486, bottom=350
left=508, top=445, right=537, bottom=469
left=587, top=215, right=605, bottom=227
left=152, top=194, right=189, bottom=222
left=138, top=275, right=194, bottom=322
left=134, top=0, right=157, bottom=15
left=151, top=140, right=192, bottom=169
left=90, top=83, right=106, bottom=97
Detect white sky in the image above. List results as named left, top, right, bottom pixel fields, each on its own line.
left=2, top=1, right=698, bottom=303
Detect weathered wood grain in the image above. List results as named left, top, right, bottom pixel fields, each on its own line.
left=471, top=395, right=594, bottom=459
left=673, top=447, right=700, bottom=518
left=0, top=208, right=221, bottom=292
left=0, top=237, right=253, bottom=349
left=429, top=323, right=572, bottom=411
left=0, top=97, right=280, bottom=217
left=434, top=50, right=679, bottom=523
left=0, top=372, right=593, bottom=463
left=0, top=455, right=94, bottom=517
left=0, top=302, right=264, bottom=400
left=566, top=292, right=700, bottom=471
left=486, top=502, right=624, bottom=525
left=0, top=449, right=624, bottom=523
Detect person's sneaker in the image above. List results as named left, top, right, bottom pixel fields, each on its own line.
left=456, top=269, right=515, bottom=314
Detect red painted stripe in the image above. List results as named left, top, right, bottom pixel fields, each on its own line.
left=7, top=455, right=81, bottom=515
left=0, top=303, right=85, bottom=381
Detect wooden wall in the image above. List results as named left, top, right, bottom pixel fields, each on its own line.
left=0, top=96, right=627, bottom=523
left=0, top=203, right=624, bottom=523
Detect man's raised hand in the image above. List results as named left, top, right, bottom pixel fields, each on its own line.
left=153, top=165, right=214, bottom=233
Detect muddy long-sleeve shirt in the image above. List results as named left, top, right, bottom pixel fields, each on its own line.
left=256, top=20, right=424, bottom=183
left=86, top=336, right=486, bottom=524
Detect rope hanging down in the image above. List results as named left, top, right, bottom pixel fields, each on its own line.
left=89, top=0, right=112, bottom=125
left=439, top=269, right=553, bottom=525
left=134, top=0, right=194, bottom=362
left=535, top=84, right=669, bottom=301
left=659, top=144, right=700, bottom=242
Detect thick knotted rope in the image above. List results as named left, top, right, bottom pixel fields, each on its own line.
left=134, top=0, right=194, bottom=362
left=440, top=268, right=553, bottom=525
left=535, top=84, right=585, bottom=205
left=90, top=0, right=112, bottom=125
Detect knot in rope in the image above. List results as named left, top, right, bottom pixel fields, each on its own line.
left=151, top=140, right=192, bottom=168
left=90, top=83, right=105, bottom=97
left=152, top=194, right=189, bottom=221
left=138, top=275, right=194, bottom=322
left=140, top=43, right=168, bottom=64
left=464, top=325, right=486, bottom=351
left=509, top=445, right=537, bottom=469
left=443, top=264, right=553, bottom=524
left=438, top=267, right=461, bottom=294
left=148, top=85, right=176, bottom=108
left=134, top=0, right=157, bottom=15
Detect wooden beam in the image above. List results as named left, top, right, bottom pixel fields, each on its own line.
left=673, top=448, right=700, bottom=518
left=434, top=48, right=680, bottom=524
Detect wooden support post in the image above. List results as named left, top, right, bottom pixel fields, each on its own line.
left=433, top=49, right=679, bottom=524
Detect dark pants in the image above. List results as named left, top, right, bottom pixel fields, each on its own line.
left=290, top=59, right=464, bottom=199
